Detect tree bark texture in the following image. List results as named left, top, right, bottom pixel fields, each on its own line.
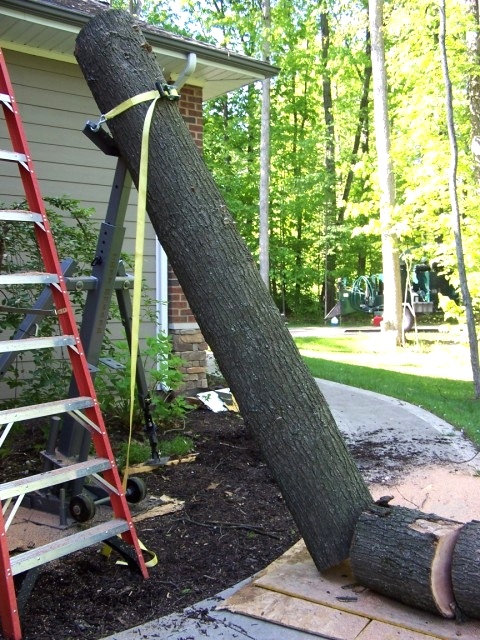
left=350, top=506, right=462, bottom=618
left=451, top=520, right=480, bottom=619
left=74, top=9, right=373, bottom=571
left=368, top=0, right=403, bottom=344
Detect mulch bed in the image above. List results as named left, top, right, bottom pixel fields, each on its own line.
left=5, top=408, right=301, bottom=640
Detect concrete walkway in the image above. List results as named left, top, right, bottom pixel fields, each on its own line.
left=101, top=374, right=479, bottom=640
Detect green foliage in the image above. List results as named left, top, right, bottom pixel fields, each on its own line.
left=94, top=335, right=189, bottom=428
left=0, top=197, right=188, bottom=429
left=159, top=435, right=194, bottom=457
left=116, top=440, right=151, bottom=468
left=0, top=197, right=98, bottom=405
left=438, top=294, right=466, bottom=324
left=139, top=0, right=479, bottom=322
left=295, top=331, right=479, bottom=444
left=116, top=433, right=193, bottom=468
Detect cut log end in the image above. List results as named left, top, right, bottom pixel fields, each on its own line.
left=409, top=519, right=461, bottom=617
left=351, top=507, right=462, bottom=618
left=452, top=520, right=480, bottom=619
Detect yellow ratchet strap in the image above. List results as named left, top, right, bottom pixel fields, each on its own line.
left=101, top=536, right=158, bottom=568
left=101, top=88, right=161, bottom=489
left=102, top=89, right=159, bottom=121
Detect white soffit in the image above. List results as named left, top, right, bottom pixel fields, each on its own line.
left=0, top=5, right=277, bottom=101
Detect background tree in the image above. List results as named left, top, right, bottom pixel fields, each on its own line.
left=439, top=0, right=480, bottom=398
left=109, top=0, right=480, bottom=330
left=259, top=0, right=271, bottom=286
left=369, top=0, right=403, bottom=345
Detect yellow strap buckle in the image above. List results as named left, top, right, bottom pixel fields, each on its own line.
left=155, top=82, right=180, bottom=101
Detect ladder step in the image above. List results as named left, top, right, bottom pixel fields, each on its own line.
left=0, top=272, right=59, bottom=286
left=0, top=50, right=148, bottom=640
left=0, top=396, right=95, bottom=425
left=0, top=458, right=111, bottom=501
left=0, top=209, right=43, bottom=223
left=0, top=335, right=76, bottom=354
left=0, top=305, right=53, bottom=316
left=0, top=92, right=12, bottom=107
left=10, top=519, right=130, bottom=575
left=0, top=149, right=28, bottom=164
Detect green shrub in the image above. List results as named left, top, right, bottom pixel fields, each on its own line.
left=116, top=440, right=151, bottom=468
left=159, top=435, right=194, bottom=457
left=94, top=334, right=190, bottom=429
left=0, top=197, right=97, bottom=405
left=0, top=197, right=189, bottom=431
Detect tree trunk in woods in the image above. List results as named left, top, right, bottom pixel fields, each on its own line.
left=74, top=9, right=373, bottom=571
left=369, top=0, right=403, bottom=347
left=350, top=506, right=462, bottom=618
left=451, top=520, right=480, bottom=619
left=320, top=10, right=338, bottom=316
left=438, top=0, right=480, bottom=399
left=466, top=0, right=480, bottom=182
left=259, top=0, right=271, bottom=287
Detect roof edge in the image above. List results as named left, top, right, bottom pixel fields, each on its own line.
left=1, top=0, right=279, bottom=79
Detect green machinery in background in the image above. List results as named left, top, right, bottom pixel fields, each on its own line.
left=326, top=258, right=458, bottom=330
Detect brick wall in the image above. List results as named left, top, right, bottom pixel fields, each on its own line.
left=180, top=85, right=203, bottom=152
left=168, top=84, right=208, bottom=390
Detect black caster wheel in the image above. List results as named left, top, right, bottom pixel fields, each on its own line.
left=125, top=477, right=147, bottom=504
left=69, top=494, right=96, bottom=523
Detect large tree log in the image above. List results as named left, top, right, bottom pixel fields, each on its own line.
left=451, top=520, right=480, bottom=619
left=74, top=9, right=373, bottom=571
left=350, top=506, right=462, bottom=618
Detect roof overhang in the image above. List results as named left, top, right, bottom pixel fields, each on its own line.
left=0, top=0, right=278, bottom=101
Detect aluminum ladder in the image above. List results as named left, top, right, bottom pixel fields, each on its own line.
left=0, top=48, right=148, bottom=640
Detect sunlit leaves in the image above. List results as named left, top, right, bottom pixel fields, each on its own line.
left=127, top=0, right=479, bottom=316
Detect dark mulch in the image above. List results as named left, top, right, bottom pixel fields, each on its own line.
left=5, top=409, right=301, bottom=640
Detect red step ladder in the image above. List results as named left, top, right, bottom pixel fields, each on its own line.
left=0, top=48, right=148, bottom=640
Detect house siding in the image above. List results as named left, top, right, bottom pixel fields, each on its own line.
left=0, top=49, right=157, bottom=340
left=1, top=48, right=207, bottom=398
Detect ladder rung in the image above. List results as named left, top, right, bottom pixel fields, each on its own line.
left=0, top=335, right=76, bottom=354
left=0, top=209, right=43, bottom=223
left=10, top=519, right=130, bottom=575
left=0, top=305, right=53, bottom=316
left=0, top=149, right=27, bottom=164
left=0, top=272, right=59, bottom=285
left=0, top=397, right=95, bottom=425
left=0, top=92, right=12, bottom=106
left=0, top=458, right=111, bottom=501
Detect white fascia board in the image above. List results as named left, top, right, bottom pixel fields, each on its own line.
left=0, top=39, right=76, bottom=64
left=1, top=6, right=78, bottom=35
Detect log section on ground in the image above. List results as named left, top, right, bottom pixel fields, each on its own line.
left=350, top=505, right=462, bottom=618
left=451, top=520, right=480, bottom=619
left=74, top=9, right=373, bottom=571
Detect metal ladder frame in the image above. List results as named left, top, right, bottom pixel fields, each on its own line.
left=57, top=123, right=158, bottom=467
left=0, top=126, right=161, bottom=517
left=0, top=47, right=149, bottom=640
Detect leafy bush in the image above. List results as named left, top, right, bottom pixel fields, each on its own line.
left=116, top=440, right=151, bottom=468
left=0, top=196, right=188, bottom=428
left=159, top=435, right=194, bottom=457
left=115, top=434, right=194, bottom=469
left=94, top=334, right=190, bottom=429
left=0, top=197, right=97, bottom=404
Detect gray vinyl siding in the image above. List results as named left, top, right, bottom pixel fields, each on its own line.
left=0, top=49, right=158, bottom=400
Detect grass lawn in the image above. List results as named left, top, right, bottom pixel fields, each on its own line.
left=293, top=325, right=480, bottom=447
